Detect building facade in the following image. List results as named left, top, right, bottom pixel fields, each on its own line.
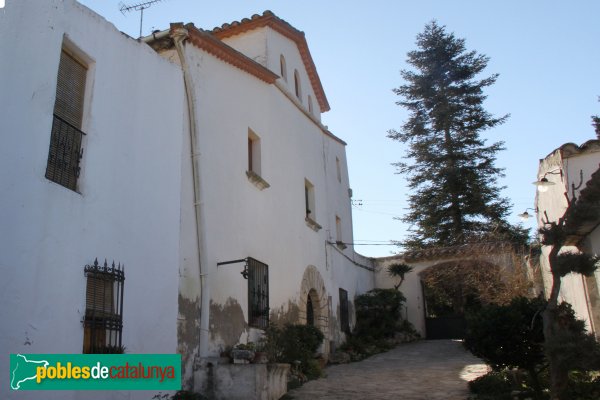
left=534, top=140, right=600, bottom=338
left=1, top=1, right=379, bottom=398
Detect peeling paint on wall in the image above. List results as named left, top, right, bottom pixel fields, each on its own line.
left=269, top=300, right=300, bottom=327
left=178, top=294, right=200, bottom=390
left=209, top=298, right=247, bottom=349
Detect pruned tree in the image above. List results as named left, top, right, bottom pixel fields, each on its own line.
left=389, top=21, right=527, bottom=250
left=387, top=263, right=413, bottom=290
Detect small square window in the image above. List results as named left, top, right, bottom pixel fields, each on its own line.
left=335, top=216, right=346, bottom=249
left=304, top=179, right=321, bottom=231
left=305, top=179, right=315, bottom=218
left=246, top=129, right=270, bottom=190
left=248, top=129, right=261, bottom=176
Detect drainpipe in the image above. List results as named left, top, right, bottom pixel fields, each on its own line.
left=170, top=26, right=210, bottom=360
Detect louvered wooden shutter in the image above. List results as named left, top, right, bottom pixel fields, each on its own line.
left=85, top=274, right=114, bottom=316
left=54, top=50, right=87, bottom=128
left=46, top=49, right=87, bottom=191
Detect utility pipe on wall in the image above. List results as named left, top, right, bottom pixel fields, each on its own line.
left=170, top=26, right=210, bottom=360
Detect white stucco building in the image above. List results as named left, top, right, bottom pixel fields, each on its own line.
left=534, top=140, right=600, bottom=338
left=1, top=1, right=187, bottom=398
left=1, top=1, right=380, bottom=398
left=146, top=12, right=378, bottom=387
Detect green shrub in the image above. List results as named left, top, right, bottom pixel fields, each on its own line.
left=354, top=288, right=405, bottom=339
left=565, top=372, right=600, bottom=400
left=261, top=324, right=324, bottom=380
left=465, top=297, right=546, bottom=372
left=303, top=359, right=324, bottom=380
left=468, top=371, right=513, bottom=400
left=465, top=297, right=546, bottom=398
left=339, top=289, right=413, bottom=362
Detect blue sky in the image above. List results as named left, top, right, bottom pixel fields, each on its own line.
left=79, top=0, right=600, bottom=257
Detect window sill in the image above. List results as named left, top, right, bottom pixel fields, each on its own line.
left=305, top=216, right=322, bottom=232
left=246, top=171, right=270, bottom=190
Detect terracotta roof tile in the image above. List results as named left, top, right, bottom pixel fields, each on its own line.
left=172, top=23, right=278, bottom=84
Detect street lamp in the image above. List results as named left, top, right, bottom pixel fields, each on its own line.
left=532, top=169, right=562, bottom=192
left=518, top=208, right=538, bottom=221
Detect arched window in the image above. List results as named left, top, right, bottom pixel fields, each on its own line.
left=280, top=54, right=287, bottom=81
left=294, top=69, right=301, bottom=101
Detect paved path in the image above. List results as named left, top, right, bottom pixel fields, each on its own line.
left=285, top=340, right=489, bottom=400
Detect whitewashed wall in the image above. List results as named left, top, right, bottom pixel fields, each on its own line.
left=173, top=25, right=371, bottom=358
left=0, top=1, right=185, bottom=399
left=223, top=26, right=323, bottom=122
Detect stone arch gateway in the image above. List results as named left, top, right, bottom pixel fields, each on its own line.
left=298, top=265, right=329, bottom=353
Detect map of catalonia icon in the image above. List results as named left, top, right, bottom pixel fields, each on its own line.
left=10, top=354, right=49, bottom=390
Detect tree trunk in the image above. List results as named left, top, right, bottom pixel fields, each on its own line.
left=543, top=245, right=569, bottom=400
left=443, top=127, right=463, bottom=241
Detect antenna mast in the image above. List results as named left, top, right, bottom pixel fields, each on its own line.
left=119, top=0, right=163, bottom=38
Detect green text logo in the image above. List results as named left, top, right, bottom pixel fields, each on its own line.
left=10, top=354, right=181, bottom=390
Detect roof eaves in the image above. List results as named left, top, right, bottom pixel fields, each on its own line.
left=178, top=23, right=278, bottom=84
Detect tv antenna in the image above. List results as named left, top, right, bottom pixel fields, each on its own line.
left=119, top=0, right=163, bottom=38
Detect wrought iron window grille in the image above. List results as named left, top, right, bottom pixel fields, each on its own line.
left=46, top=114, right=86, bottom=191
left=217, top=257, right=269, bottom=329
left=83, top=258, right=125, bottom=354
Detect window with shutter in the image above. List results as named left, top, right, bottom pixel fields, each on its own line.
left=83, top=259, right=125, bottom=354
left=46, top=48, right=87, bottom=191
left=247, top=257, right=269, bottom=329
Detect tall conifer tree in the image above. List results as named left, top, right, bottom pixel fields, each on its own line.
left=389, top=21, right=524, bottom=249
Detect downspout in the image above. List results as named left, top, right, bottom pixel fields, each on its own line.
left=170, top=26, right=210, bottom=359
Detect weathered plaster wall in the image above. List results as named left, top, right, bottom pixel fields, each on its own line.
left=535, top=149, right=600, bottom=334
left=173, top=26, right=371, bottom=362
left=0, top=1, right=184, bottom=399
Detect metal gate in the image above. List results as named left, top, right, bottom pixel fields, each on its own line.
left=425, top=316, right=466, bottom=340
